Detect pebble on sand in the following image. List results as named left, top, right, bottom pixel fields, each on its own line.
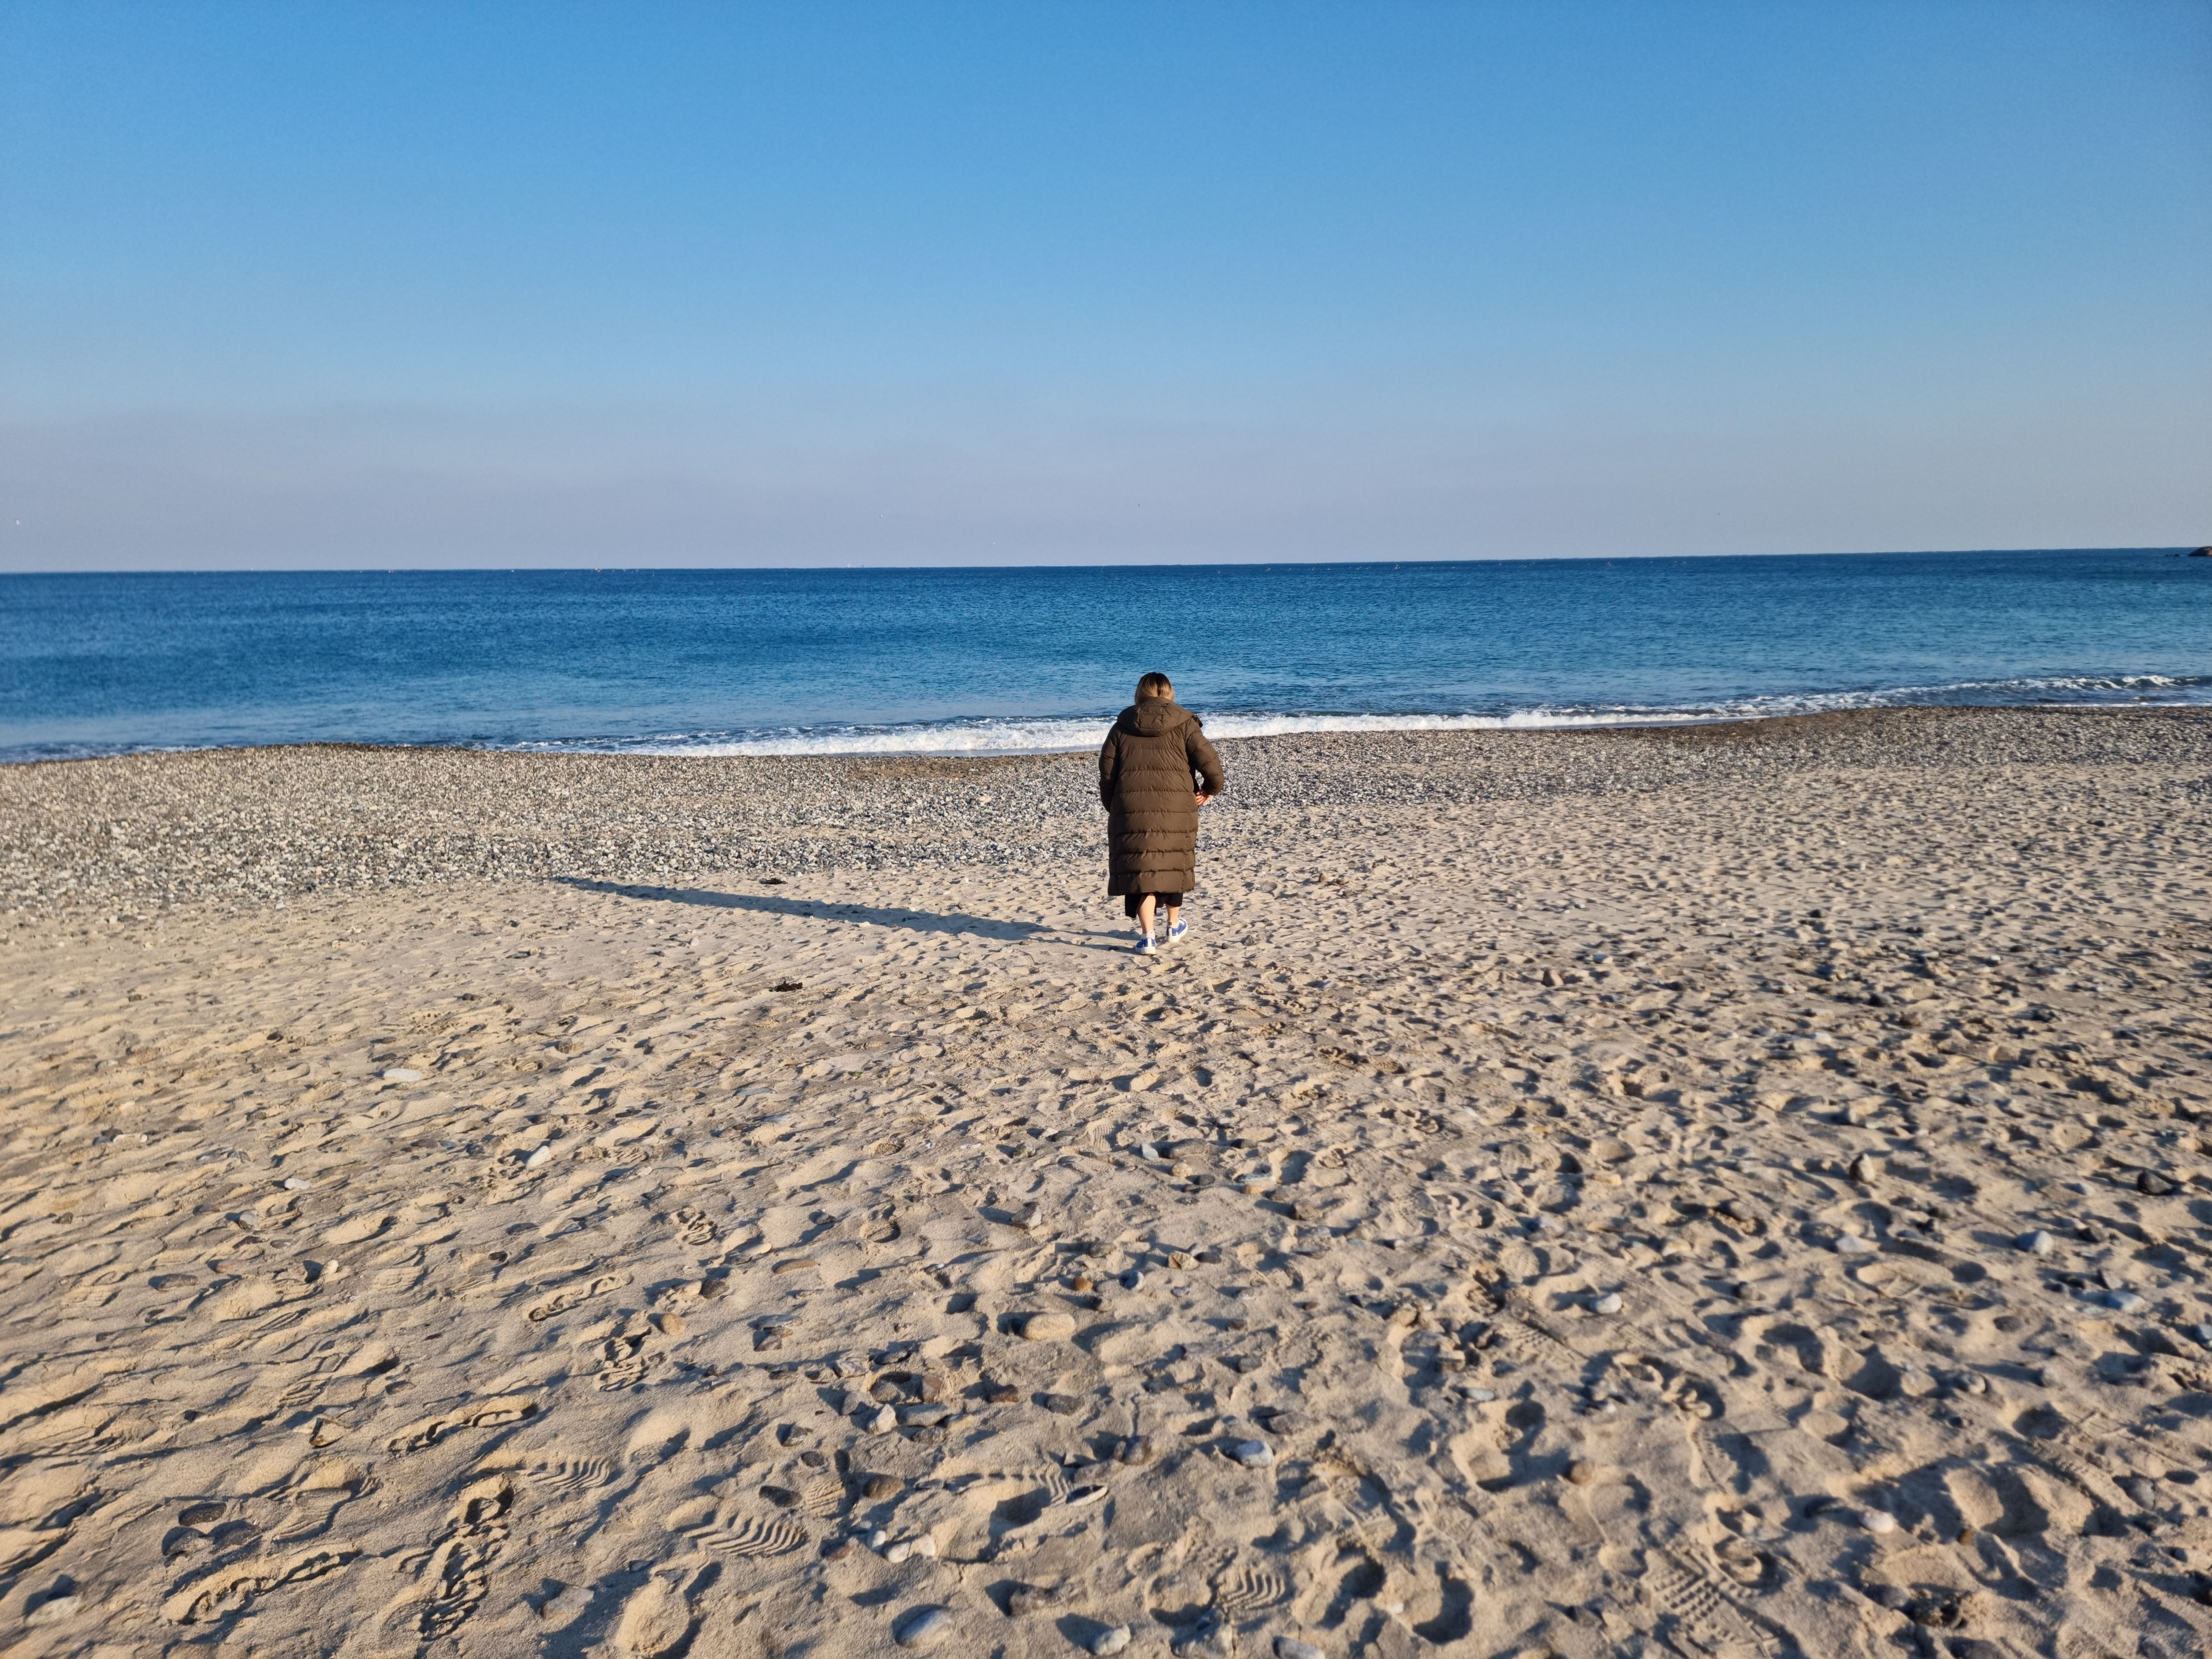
left=1859, top=1509, right=1898, bottom=1534
left=1230, top=1439, right=1276, bottom=1468
left=1019, top=1311, right=1078, bottom=1341
left=1833, top=1235, right=1876, bottom=1255
left=2018, top=1230, right=2055, bottom=1256
left=894, top=1608, right=951, bottom=1648
left=1116, top=1434, right=1155, bottom=1465
left=1589, top=1292, right=1623, bottom=1315
left=382, top=1068, right=423, bottom=1082
left=1276, top=1640, right=1325, bottom=1659
left=1093, top=1627, right=1133, bottom=1655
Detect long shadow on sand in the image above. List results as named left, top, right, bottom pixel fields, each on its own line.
left=554, top=877, right=1049, bottom=941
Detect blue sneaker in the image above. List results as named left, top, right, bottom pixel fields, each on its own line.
left=1132, top=934, right=1157, bottom=955
left=1167, top=921, right=1188, bottom=943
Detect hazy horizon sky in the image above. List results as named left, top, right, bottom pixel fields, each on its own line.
left=3, top=2, right=2208, bottom=572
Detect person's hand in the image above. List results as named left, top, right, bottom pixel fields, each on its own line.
left=1195, top=791, right=1213, bottom=806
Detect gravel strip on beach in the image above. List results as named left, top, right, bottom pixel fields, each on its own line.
left=5, top=706, right=2209, bottom=918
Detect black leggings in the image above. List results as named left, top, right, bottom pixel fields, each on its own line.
left=1123, top=891, right=1184, bottom=918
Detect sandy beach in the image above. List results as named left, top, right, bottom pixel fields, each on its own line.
left=3, top=706, right=2211, bottom=1659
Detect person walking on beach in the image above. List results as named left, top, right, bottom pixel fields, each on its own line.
left=1100, top=672, right=1225, bottom=954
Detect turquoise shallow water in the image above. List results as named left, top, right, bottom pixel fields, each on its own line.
left=2, top=549, right=2207, bottom=761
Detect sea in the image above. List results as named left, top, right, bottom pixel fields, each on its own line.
left=2, top=548, right=2207, bottom=763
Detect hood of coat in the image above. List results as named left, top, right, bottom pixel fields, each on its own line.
left=1116, top=700, right=1199, bottom=738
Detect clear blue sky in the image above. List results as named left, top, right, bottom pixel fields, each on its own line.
left=3, top=1, right=2207, bottom=569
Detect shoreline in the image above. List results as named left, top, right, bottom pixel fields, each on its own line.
left=5, top=704, right=2208, bottom=922
left=6, top=693, right=2210, bottom=771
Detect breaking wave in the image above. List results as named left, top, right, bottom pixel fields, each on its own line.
left=511, top=673, right=2212, bottom=759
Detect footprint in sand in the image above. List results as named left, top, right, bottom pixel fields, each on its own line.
left=399, top=1475, right=513, bottom=1643
left=383, top=1394, right=537, bottom=1453
left=594, top=1325, right=653, bottom=1390
left=15, top=1403, right=143, bottom=1457
left=525, top=1271, right=630, bottom=1323
left=524, top=1457, right=619, bottom=1496
left=670, top=1206, right=719, bottom=1247
left=1291, top=1550, right=1386, bottom=1631
left=1639, top=1549, right=1775, bottom=1657
left=1409, top=1565, right=1474, bottom=1645
left=163, top=1545, right=360, bottom=1625
left=1658, top=1368, right=1725, bottom=1421
left=615, top=1567, right=702, bottom=1658
left=1211, top=1561, right=1291, bottom=1615
left=682, top=1513, right=808, bottom=1558
left=1709, top=1536, right=1773, bottom=1590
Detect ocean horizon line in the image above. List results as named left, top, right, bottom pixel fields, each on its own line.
left=2, top=543, right=2202, bottom=580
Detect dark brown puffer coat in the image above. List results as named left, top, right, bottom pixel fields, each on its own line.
left=1099, top=700, right=1226, bottom=897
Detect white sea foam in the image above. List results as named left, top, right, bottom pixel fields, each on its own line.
left=519, top=673, right=2209, bottom=760
left=12, top=673, right=2199, bottom=765
left=525, top=710, right=1691, bottom=759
